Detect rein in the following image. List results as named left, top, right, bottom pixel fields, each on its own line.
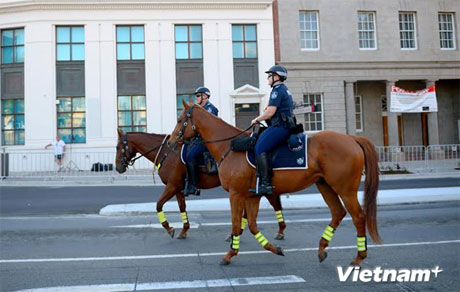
left=173, top=105, right=255, bottom=167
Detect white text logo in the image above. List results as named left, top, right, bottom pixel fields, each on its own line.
left=337, top=266, right=443, bottom=282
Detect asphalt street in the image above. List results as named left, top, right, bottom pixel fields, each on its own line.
left=0, top=177, right=459, bottom=216
left=0, top=201, right=459, bottom=291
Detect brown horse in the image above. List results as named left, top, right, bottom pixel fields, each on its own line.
left=115, top=129, right=287, bottom=240
left=169, top=101, right=381, bottom=266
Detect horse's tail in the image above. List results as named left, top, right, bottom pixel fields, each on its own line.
left=353, top=136, right=382, bottom=244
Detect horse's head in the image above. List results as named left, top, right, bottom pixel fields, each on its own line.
left=168, top=99, right=199, bottom=148
left=115, top=129, right=136, bottom=173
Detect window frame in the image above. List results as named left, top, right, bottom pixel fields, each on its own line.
left=116, top=25, right=145, bottom=61
left=176, top=94, right=196, bottom=118
left=299, top=11, right=320, bottom=51
left=55, top=26, right=85, bottom=62
left=357, top=11, right=377, bottom=50
left=1, top=27, right=25, bottom=64
left=355, top=95, right=363, bottom=132
left=232, top=24, right=258, bottom=59
left=117, top=95, right=147, bottom=132
left=56, top=96, right=86, bottom=144
left=399, top=12, right=418, bottom=50
left=303, top=93, right=324, bottom=132
left=1, top=98, right=25, bottom=145
left=174, top=24, right=203, bottom=60
left=438, top=12, right=456, bottom=50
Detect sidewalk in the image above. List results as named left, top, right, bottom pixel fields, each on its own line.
left=1, top=171, right=459, bottom=187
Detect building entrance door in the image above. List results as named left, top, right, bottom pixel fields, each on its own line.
left=235, top=103, right=259, bottom=129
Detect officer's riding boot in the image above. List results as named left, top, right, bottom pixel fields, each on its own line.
left=185, top=161, right=200, bottom=196
left=255, top=153, right=273, bottom=196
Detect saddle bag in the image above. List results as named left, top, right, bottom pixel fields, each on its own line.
left=231, top=136, right=257, bottom=152
left=203, top=152, right=218, bottom=174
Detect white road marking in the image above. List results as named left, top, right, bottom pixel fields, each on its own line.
left=13, top=275, right=306, bottom=292
left=111, top=223, right=200, bottom=229
left=1, top=239, right=459, bottom=264
left=201, top=217, right=352, bottom=226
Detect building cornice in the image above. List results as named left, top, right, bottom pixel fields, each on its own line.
left=281, top=61, right=460, bottom=71
left=0, top=0, right=272, bottom=14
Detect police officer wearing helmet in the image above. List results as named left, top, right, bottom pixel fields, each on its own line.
left=250, top=65, right=294, bottom=195
left=184, top=87, right=219, bottom=196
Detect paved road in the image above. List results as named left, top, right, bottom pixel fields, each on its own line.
left=1, top=201, right=459, bottom=291
left=1, top=177, right=459, bottom=216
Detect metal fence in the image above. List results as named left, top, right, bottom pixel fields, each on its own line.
left=0, top=149, right=154, bottom=178
left=376, top=144, right=460, bottom=173
left=1, top=144, right=459, bottom=178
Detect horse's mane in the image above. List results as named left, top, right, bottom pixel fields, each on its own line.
left=127, top=132, right=166, bottom=139
left=193, top=104, right=249, bottom=135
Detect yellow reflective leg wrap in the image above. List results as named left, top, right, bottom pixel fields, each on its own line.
left=241, top=217, right=248, bottom=230
left=157, top=211, right=167, bottom=224
left=254, top=232, right=269, bottom=247
left=180, top=212, right=188, bottom=224
left=275, top=210, right=284, bottom=223
left=321, top=225, right=335, bottom=242
left=231, top=235, right=240, bottom=250
left=357, top=236, right=367, bottom=252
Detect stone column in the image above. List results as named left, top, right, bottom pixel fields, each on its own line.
left=344, top=81, right=356, bottom=135
left=426, top=80, right=439, bottom=145
left=387, top=80, right=399, bottom=146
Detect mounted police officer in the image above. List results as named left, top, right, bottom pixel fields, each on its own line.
left=184, top=87, right=219, bottom=196
left=250, top=65, right=294, bottom=195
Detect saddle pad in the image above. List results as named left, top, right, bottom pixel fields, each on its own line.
left=180, top=144, right=187, bottom=164
left=246, top=134, right=308, bottom=170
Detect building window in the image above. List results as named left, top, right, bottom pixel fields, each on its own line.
left=1, top=28, right=24, bottom=64
left=117, top=95, right=146, bottom=132
left=399, top=12, right=417, bottom=49
left=57, top=97, right=86, bottom=143
left=175, top=25, right=202, bottom=59
left=299, top=11, right=319, bottom=50
left=56, top=26, right=84, bottom=61
left=232, top=24, right=257, bottom=58
left=116, top=26, right=145, bottom=61
left=303, top=94, right=323, bottom=131
left=176, top=94, right=196, bottom=118
left=439, top=13, right=456, bottom=49
left=355, top=96, right=363, bottom=132
left=357, top=12, right=377, bottom=50
left=1, top=99, right=24, bottom=145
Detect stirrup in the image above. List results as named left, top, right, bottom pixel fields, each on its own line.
left=184, top=185, right=200, bottom=196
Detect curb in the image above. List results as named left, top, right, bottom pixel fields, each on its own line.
left=99, top=186, right=460, bottom=216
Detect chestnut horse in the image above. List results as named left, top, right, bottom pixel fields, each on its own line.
left=115, top=129, right=287, bottom=240
left=169, top=101, right=381, bottom=266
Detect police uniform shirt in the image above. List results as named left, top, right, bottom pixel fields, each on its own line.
left=203, top=101, right=219, bottom=116
left=268, top=83, right=294, bottom=116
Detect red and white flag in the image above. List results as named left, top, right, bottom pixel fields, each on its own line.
left=390, top=85, right=438, bottom=113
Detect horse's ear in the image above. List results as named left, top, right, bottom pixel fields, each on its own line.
left=117, top=128, right=123, bottom=137
left=182, top=98, right=190, bottom=109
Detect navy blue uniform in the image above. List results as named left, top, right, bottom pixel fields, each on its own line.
left=185, top=101, right=218, bottom=163
left=255, top=83, right=294, bottom=156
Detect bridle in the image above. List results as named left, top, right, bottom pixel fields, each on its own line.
left=171, top=105, right=255, bottom=166
left=116, top=132, right=166, bottom=170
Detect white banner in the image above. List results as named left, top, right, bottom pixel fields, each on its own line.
left=390, top=85, right=438, bottom=113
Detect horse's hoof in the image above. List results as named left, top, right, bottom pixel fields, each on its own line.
left=318, top=252, right=328, bottom=263
left=276, top=246, right=284, bottom=256
left=167, top=228, right=175, bottom=238
left=225, top=234, right=232, bottom=242
left=349, top=261, right=361, bottom=268
left=220, top=258, right=231, bottom=265
left=177, top=233, right=187, bottom=240
left=274, top=233, right=284, bottom=240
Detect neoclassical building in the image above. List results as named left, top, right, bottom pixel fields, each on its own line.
left=0, top=0, right=275, bottom=151
left=276, top=0, right=459, bottom=146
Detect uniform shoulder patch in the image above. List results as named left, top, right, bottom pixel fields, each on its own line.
left=207, top=108, right=213, bottom=113
left=270, top=91, right=278, bottom=99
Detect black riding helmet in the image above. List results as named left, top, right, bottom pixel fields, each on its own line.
left=265, top=65, right=288, bottom=81
left=194, top=87, right=211, bottom=98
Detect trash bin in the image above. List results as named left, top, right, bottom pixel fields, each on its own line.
left=1, top=153, right=9, bottom=177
